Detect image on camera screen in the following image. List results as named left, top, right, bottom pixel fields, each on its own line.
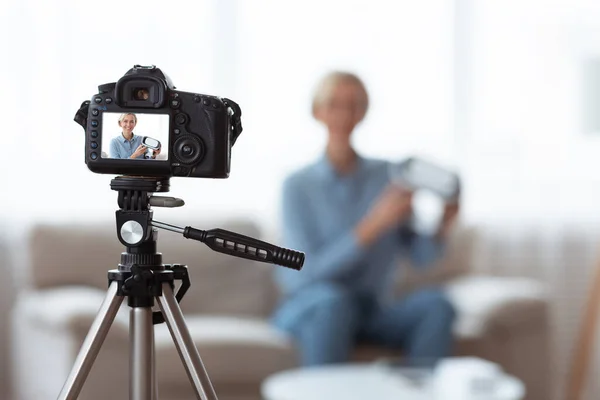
left=101, top=112, right=169, bottom=161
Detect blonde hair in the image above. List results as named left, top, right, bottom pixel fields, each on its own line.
left=311, top=71, right=369, bottom=120
left=118, top=113, right=137, bottom=125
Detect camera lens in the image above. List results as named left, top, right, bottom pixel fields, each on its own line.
left=174, top=136, right=204, bottom=165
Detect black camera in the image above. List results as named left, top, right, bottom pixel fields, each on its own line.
left=74, top=65, right=243, bottom=178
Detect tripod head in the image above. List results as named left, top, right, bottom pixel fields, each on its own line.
left=111, top=175, right=305, bottom=270
left=109, top=175, right=304, bottom=319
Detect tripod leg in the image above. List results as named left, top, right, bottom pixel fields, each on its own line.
left=130, top=307, right=155, bottom=400
left=152, top=326, right=159, bottom=400
left=58, top=282, right=124, bottom=400
left=157, top=283, right=218, bottom=400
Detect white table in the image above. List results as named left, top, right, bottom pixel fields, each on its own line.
left=261, top=362, right=525, bottom=400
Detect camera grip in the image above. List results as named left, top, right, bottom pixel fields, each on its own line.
left=183, top=227, right=304, bottom=270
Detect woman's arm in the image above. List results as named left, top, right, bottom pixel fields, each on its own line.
left=130, top=145, right=147, bottom=159
left=274, top=177, right=367, bottom=294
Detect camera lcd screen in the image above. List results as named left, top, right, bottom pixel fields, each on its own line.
left=101, top=112, right=169, bottom=160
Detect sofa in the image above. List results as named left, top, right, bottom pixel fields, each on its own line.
left=9, top=219, right=551, bottom=400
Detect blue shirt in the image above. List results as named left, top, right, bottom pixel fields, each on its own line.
left=109, top=133, right=144, bottom=159
left=274, top=154, right=445, bottom=299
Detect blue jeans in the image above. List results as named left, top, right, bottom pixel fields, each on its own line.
left=272, top=283, right=456, bottom=366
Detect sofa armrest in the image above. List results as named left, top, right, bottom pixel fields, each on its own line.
left=443, top=275, right=549, bottom=339
left=15, top=286, right=129, bottom=336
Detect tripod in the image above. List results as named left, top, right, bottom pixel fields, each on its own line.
left=57, top=176, right=304, bottom=400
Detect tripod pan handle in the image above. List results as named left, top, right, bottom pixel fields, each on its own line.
left=183, top=227, right=304, bottom=270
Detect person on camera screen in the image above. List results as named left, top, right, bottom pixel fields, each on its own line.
left=271, top=71, right=459, bottom=367
left=109, top=113, right=161, bottom=160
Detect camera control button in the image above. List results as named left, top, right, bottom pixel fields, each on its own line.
left=212, top=102, right=220, bottom=109
left=91, top=130, right=98, bottom=138
left=91, top=120, right=99, bottom=127
left=105, top=97, right=113, bottom=104
left=194, top=96, right=202, bottom=103
left=90, top=152, right=98, bottom=160
left=170, top=99, right=181, bottom=109
left=92, top=109, right=99, bottom=116
left=174, top=128, right=181, bottom=135
left=94, top=97, right=102, bottom=104
left=173, top=166, right=189, bottom=176
left=90, top=141, right=98, bottom=149
left=175, top=113, right=187, bottom=125
left=202, top=99, right=210, bottom=106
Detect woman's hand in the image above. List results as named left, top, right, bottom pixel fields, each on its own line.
left=356, top=184, right=413, bottom=246
left=130, top=145, right=147, bottom=159
left=152, top=147, right=161, bottom=159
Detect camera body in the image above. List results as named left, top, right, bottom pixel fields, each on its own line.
left=78, top=65, right=242, bottom=178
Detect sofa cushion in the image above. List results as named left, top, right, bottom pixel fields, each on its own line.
left=444, top=275, right=549, bottom=338
left=154, top=316, right=298, bottom=387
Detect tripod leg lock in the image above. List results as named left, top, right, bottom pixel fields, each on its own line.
left=108, top=265, right=191, bottom=324
left=166, top=264, right=191, bottom=303
left=153, top=264, right=191, bottom=325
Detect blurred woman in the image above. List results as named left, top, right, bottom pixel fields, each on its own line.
left=271, top=71, right=458, bottom=366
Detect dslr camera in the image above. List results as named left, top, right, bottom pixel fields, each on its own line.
left=74, top=65, right=243, bottom=178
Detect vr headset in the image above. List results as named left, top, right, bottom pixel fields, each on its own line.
left=390, top=157, right=460, bottom=201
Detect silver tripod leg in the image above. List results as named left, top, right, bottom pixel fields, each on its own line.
left=152, top=325, right=159, bottom=400
left=57, top=282, right=124, bottom=400
left=157, top=283, right=218, bottom=400
left=130, top=307, right=155, bottom=400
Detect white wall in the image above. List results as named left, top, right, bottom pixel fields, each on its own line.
left=2, top=1, right=600, bottom=230
left=460, top=0, right=600, bottom=226
left=0, top=0, right=455, bottom=235
left=456, top=2, right=600, bottom=398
